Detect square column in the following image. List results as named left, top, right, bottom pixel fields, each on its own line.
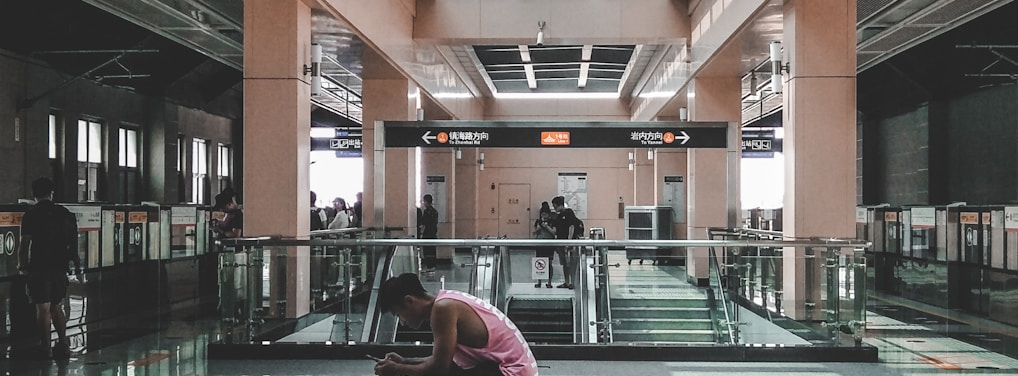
left=361, top=48, right=418, bottom=234
left=781, top=0, right=857, bottom=319
left=686, top=77, right=741, bottom=284
left=243, top=0, right=312, bottom=318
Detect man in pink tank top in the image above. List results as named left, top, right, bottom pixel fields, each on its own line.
left=374, top=273, right=539, bottom=376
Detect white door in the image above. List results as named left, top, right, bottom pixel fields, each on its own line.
left=498, top=184, right=531, bottom=238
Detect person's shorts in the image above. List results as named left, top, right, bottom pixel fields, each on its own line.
left=25, top=271, right=69, bottom=305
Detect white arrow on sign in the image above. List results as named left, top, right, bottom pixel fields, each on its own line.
left=678, top=130, right=690, bottom=145
left=421, top=130, right=437, bottom=145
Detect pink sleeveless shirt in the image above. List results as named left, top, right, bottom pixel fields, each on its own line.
left=435, top=290, right=539, bottom=376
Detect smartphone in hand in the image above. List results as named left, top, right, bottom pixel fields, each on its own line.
left=366, top=354, right=384, bottom=362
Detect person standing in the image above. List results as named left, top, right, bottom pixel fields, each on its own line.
left=352, top=192, right=364, bottom=228
left=310, top=191, right=327, bottom=231
left=532, top=202, right=556, bottom=288
left=419, top=194, right=439, bottom=273
left=16, top=178, right=82, bottom=359
left=328, top=197, right=351, bottom=229
left=551, top=196, right=580, bottom=289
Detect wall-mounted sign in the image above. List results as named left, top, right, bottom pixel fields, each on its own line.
left=557, top=173, right=588, bottom=220
left=856, top=208, right=868, bottom=223
left=310, top=129, right=362, bottom=157
left=910, top=207, right=935, bottom=228
left=171, top=207, right=198, bottom=227
left=67, top=206, right=101, bottom=231
left=1006, top=207, right=1018, bottom=232
left=884, top=211, right=898, bottom=222
left=741, top=129, right=782, bottom=158
left=128, top=212, right=148, bottom=223
left=384, top=121, right=728, bottom=149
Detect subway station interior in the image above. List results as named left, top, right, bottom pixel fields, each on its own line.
left=2, top=0, right=1018, bottom=375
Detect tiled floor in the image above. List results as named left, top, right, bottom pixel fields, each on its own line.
left=6, top=250, right=1018, bottom=375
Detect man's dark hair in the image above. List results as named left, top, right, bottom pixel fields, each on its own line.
left=423, top=194, right=433, bottom=204
left=31, top=177, right=55, bottom=198
left=378, top=273, right=428, bottom=313
left=215, top=191, right=235, bottom=210
left=551, top=196, right=565, bottom=207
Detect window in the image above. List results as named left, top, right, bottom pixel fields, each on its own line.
left=217, top=143, right=231, bottom=191
left=48, top=115, right=57, bottom=159
left=77, top=119, right=103, bottom=202
left=118, top=128, right=138, bottom=168
left=192, top=138, right=208, bottom=204
left=119, top=127, right=140, bottom=203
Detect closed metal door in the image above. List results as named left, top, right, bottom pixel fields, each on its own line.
left=498, top=184, right=531, bottom=238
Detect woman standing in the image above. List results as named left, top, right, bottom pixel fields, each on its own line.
left=533, top=202, right=556, bottom=288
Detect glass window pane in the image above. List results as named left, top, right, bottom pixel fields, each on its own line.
left=77, top=120, right=87, bottom=162
left=119, top=128, right=127, bottom=167
left=88, top=121, right=101, bottom=163
left=127, top=129, right=137, bottom=168
left=49, top=115, right=57, bottom=159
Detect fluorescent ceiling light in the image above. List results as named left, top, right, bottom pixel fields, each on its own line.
left=432, top=92, right=474, bottom=99
left=310, top=128, right=335, bottom=138
left=493, top=92, right=619, bottom=99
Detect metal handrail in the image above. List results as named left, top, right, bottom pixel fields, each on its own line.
left=218, top=237, right=871, bottom=249
left=709, top=248, right=736, bottom=344
left=706, top=230, right=737, bottom=345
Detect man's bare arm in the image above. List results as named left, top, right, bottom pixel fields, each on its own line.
left=391, top=300, right=459, bottom=376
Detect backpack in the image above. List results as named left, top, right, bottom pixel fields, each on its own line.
left=572, top=217, right=585, bottom=239
left=310, top=208, right=326, bottom=230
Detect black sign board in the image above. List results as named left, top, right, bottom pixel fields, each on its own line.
left=741, top=129, right=782, bottom=158
left=383, top=121, right=727, bottom=149
left=310, top=129, right=362, bottom=157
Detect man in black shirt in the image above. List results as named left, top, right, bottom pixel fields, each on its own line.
left=419, top=194, right=439, bottom=273
left=551, top=196, right=579, bottom=289
left=17, top=178, right=82, bottom=359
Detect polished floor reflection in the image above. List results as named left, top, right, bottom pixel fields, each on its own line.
left=5, top=250, right=1018, bottom=375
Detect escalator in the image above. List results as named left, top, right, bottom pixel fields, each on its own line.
left=505, top=297, right=574, bottom=344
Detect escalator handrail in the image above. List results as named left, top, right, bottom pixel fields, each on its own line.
left=598, top=245, right=614, bottom=344
left=362, top=242, right=407, bottom=343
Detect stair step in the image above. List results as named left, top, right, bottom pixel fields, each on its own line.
left=611, top=298, right=706, bottom=308
left=612, top=329, right=716, bottom=343
left=614, top=318, right=713, bottom=330
left=611, top=307, right=710, bottom=319
left=508, top=299, right=572, bottom=310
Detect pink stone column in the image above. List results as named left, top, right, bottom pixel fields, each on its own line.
left=361, top=49, right=418, bottom=235
left=686, top=77, right=741, bottom=285
left=243, top=0, right=312, bottom=318
left=781, top=0, right=857, bottom=320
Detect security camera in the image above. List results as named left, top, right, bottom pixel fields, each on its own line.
left=536, top=21, right=545, bottom=46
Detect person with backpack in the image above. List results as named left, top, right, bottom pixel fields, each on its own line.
left=16, top=178, right=82, bottom=359
left=310, top=191, right=327, bottom=231
left=551, top=196, right=582, bottom=289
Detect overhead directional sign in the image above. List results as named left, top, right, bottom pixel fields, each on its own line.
left=383, top=121, right=728, bottom=148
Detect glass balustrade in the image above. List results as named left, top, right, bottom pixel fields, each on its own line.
left=215, top=235, right=870, bottom=349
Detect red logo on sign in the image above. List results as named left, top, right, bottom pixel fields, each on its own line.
left=663, top=132, right=675, bottom=144
left=437, top=132, right=449, bottom=143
